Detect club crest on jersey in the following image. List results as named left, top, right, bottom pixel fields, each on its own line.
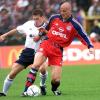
left=66, top=26, right=71, bottom=31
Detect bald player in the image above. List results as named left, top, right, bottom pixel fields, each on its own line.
left=22, top=1, right=94, bottom=96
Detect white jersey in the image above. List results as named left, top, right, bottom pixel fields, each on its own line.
left=16, top=20, right=43, bottom=51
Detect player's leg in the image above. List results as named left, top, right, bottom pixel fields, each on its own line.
left=0, top=63, right=25, bottom=96
left=23, top=52, right=47, bottom=94
left=51, top=66, right=62, bottom=96
left=39, top=62, right=48, bottom=95
left=0, top=48, right=35, bottom=96
left=48, top=52, right=63, bottom=96
left=39, top=63, right=48, bottom=87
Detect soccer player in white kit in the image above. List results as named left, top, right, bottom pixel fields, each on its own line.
left=0, top=9, right=47, bottom=96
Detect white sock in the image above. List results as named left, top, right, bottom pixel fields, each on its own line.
left=3, top=75, right=13, bottom=95
left=39, top=71, right=48, bottom=86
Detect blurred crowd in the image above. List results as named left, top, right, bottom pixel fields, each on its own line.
left=0, top=0, right=100, bottom=45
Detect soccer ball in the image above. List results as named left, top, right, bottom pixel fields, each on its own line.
left=27, top=85, right=41, bottom=96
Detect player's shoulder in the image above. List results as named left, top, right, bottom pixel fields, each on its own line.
left=18, top=20, right=36, bottom=31
left=49, top=14, right=61, bottom=21
left=50, top=14, right=61, bottom=18
left=71, top=18, right=81, bottom=25
left=23, top=20, right=35, bottom=26
left=70, top=17, right=83, bottom=29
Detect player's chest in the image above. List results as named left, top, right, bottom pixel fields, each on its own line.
left=51, top=20, right=74, bottom=36
left=26, top=26, right=39, bottom=37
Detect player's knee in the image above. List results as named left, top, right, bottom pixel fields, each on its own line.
left=52, top=74, right=61, bottom=82
left=8, top=73, right=16, bottom=79
left=51, top=79, right=60, bottom=83
left=32, top=64, right=41, bottom=70
left=39, top=67, right=46, bottom=74
left=9, top=70, right=18, bottom=79
left=53, top=79, right=60, bottom=83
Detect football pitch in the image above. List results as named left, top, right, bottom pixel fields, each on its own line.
left=0, top=64, right=100, bottom=100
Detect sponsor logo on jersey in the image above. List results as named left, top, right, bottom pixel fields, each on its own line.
left=52, top=30, right=67, bottom=39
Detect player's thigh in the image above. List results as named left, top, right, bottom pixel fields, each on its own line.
left=9, top=63, right=25, bottom=78
left=51, top=66, right=62, bottom=81
left=33, top=52, right=47, bottom=67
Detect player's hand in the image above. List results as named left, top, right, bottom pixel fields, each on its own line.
left=33, top=36, right=41, bottom=42
left=38, top=27, right=48, bottom=34
left=89, top=47, right=95, bottom=55
left=0, top=35, right=6, bottom=42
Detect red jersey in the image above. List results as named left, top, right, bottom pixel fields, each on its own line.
left=46, top=14, right=93, bottom=48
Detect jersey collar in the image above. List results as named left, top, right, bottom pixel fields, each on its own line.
left=60, top=15, right=73, bottom=22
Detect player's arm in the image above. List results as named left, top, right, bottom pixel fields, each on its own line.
left=38, top=15, right=56, bottom=37
left=33, top=28, right=48, bottom=42
left=0, top=24, right=25, bottom=42
left=38, top=22, right=49, bottom=37
left=72, top=19, right=94, bottom=54
left=38, top=27, right=48, bottom=34
left=0, top=28, right=17, bottom=41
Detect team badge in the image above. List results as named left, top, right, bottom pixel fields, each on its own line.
left=66, top=26, right=71, bottom=31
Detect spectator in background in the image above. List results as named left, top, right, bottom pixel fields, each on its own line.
left=35, top=0, right=44, bottom=9
left=15, top=0, right=30, bottom=23
left=72, top=0, right=78, bottom=18
left=88, top=0, right=100, bottom=16
left=23, top=4, right=34, bottom=20
left=0, top=8, right=13, bottom=35
left=76, top=7, right=86, bottom=26
left=43, top=0, right=53, bottom=18
left=76, top=0, right=90, bottom=11
left=0, top=8, right=25, bottom=46
left=72, top=0, right=85, bottom=26
left=90, top=20, right=100, bottom=42
left=1, top=0, right=97, bottom=45
left=50, top=0, right=60, bottom=14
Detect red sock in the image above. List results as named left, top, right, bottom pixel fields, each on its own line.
left=24, top=68, right=38, bottom=92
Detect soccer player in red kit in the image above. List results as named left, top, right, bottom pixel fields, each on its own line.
left=22, top=1, right=94, bottom=96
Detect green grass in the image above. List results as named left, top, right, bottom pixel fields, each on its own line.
left=0, top=64, right=100, bottom=100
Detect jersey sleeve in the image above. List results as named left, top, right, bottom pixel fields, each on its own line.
left=16, top=25, right=25, bottom=34
left=72, top=18, right=94, bottom=48
left=45, top=16, right=53, bottom=30
left=16, top=21, right=32, bottom=34
left=45, top=14, right=60, bottom=30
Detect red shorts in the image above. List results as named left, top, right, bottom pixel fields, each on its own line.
left=38, top=40, right=63, bottom=66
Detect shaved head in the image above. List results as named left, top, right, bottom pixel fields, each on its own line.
left=60, top=2, right=72, bottom=11
left=60, top=1, right=72, bottom=19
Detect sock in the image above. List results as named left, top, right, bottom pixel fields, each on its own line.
left=39, top=71, right=48, bottom=86
left=3, top=75, right=13, bottom=95
left=51, top=80, right=60, bottom=91
left=24, top=68, right=38, bottom=92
